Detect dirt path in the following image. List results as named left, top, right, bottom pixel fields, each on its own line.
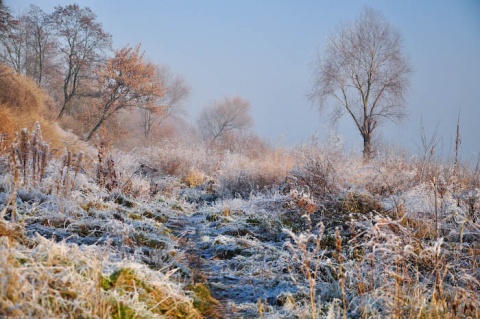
left=166, top=211, right=293, bottom=318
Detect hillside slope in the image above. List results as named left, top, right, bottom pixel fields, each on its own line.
left=0, top=64, right=86, bottom=153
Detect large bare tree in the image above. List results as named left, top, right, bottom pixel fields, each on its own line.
left=309, top=7, right=411, bottom=161
left=50, top=4, right=111, bottom=119
left=198, top=96, right=253, bottom=144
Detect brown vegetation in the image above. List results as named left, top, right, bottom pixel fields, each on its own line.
left=0, top=65, right=57, bottom=147
left=0, top=3, right=478, bottom=318
left=0, top=64, right=88, bottom=153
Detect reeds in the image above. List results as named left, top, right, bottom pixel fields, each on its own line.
left=96, top=140, right=118, bottom=191
left=8, top=123, right=50, bottom=188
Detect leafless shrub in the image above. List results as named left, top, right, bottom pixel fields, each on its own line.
left=219, top=170, right=257, bottom=199
left=415, top=118, right=442, bottom=183
left=287, top=137, right=342, bottom=199
left=219, top=150, right=292, bottom=199
left=364, top=146, right=418, bottom=196
left=143, top=137, right=214, bottom=178
left=182, top=168, right=206, bottom=188
left=198, top=96, right=254, bottom=144
left=215, top=131, right=269, bottom=157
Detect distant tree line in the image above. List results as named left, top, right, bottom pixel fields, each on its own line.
left=0, top=2, right=188, bottom=142
left=1, top=2, right=411, bottom=160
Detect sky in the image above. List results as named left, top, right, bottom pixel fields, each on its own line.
left=6, top=0, right=480, bottom=162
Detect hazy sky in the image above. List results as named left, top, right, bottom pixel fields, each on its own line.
left=6, top=0, right=480, bottom=161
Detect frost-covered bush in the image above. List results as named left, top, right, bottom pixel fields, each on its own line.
left=218, top=149, right=293, bottom=199
left=0, top=124, right=92, bottom=205
left=140, top=137, right=215, bottom=176
left=358, top=147, right=419, bottom=196
left=287, top=135, right=345, bottom=199
left=346, top=215, right=479, bottom=318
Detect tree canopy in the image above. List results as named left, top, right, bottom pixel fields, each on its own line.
left=86, top=45, right=165, bottom=141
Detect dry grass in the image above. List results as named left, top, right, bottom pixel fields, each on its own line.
left=350, top=219, right=479, bottom=319
left=218, top=147, right=294, bottom=198
left=0, top=64, right=47, bottom=115
left=0, top=64, right=88, bottom=154
left=183, top=168, right=206, bottom=188
left=0, top=230, right=202, bottom=319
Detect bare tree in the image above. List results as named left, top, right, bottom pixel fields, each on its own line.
left=197, top=96, right=253, bottom=144
left=86, top=45, right=164, bottom=141
left=0, top=13, right=25, bottom=73
left=50, top=4, right=111, bottom=119
left=139, top=65, right=189, bottom=138
left=0, top=0, right=16, bottom=38
left=0, top=5, right=57, bottom=85
left=309, top=7, right=411, bottom=161
left=23, top=5, right=57, bottom=86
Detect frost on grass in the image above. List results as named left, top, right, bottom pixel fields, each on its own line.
left=0, top=233, right=202, bottom=318
left=0, top=126, right=479, bottom=318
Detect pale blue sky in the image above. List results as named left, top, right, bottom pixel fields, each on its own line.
left=6, top=0, right=480, bottom=161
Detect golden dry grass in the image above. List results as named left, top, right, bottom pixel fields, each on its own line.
left=0, top=65, right=47, bottom=114
left=183, top=168, right=206, bottom=188
left=0, top=64, right=88, bottom=154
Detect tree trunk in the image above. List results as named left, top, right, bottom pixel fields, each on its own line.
left=57, top=101, right=67, bottom=119
left=363, top=134, right=372, bottom=162
left=86, top=115, right=105, bottom=141
left=57, top=91, right=72, bottom=119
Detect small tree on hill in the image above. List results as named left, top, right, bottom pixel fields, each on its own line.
left=86, top=44, right=164, bottom=141
left=197, top=96, right=253, bottom=144
left=309, top=7, right=411, bottom=161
